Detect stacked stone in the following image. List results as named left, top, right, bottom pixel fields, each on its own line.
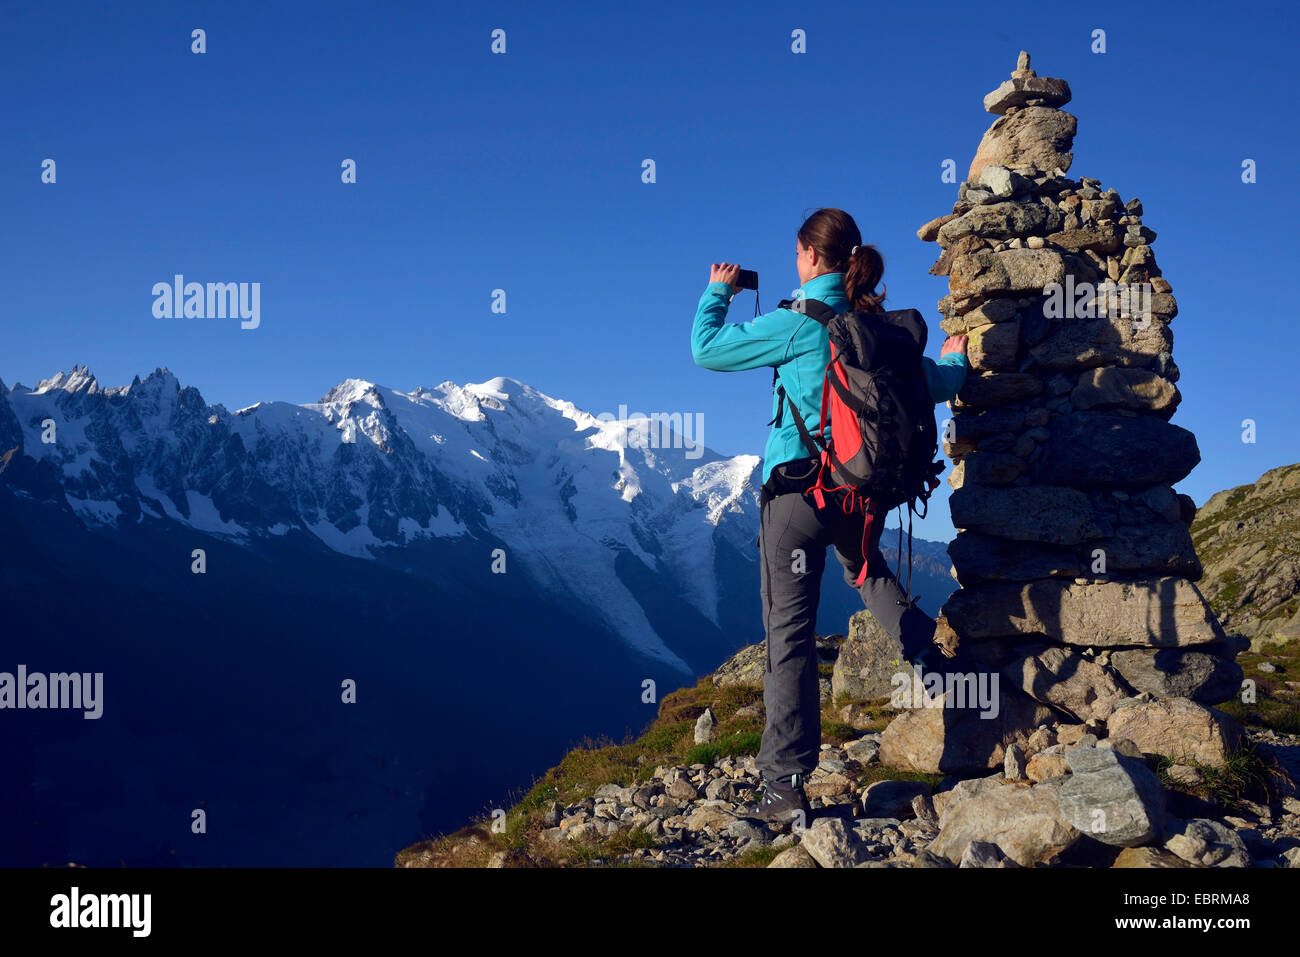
left=915, top=52, right=1244, bottom=730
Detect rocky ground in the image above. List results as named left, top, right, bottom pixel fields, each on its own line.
left=394, top=636, right=1300, bottom=869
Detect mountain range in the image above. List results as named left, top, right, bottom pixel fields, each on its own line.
left=0, top=365, right=956, bottom=865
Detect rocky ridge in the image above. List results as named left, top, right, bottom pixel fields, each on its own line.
left=1191, top=462, right=1300, bottom=649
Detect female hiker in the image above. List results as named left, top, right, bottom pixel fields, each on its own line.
left=690, top=208, right=969, bottom=825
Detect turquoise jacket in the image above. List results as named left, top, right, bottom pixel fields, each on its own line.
left=691, top=271, right=969, bottom=485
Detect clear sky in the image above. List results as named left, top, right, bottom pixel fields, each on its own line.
left=3, top=0, right=1295, bottom=539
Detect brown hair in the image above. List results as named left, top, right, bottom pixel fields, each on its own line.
left=797, top=208, right=886, bottom=313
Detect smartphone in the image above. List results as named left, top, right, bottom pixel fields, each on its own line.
left=735, top=269, right=759, bottom=291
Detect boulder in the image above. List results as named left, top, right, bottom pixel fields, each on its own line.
left=1071, top=367, right=1180, bottom=416
left=959, top=841, right=1022, bottom=867
left=831, top=612, right=906, bottom=702
left=968, top=106, right=1077, bottom=181
left=954, top=372, right=1044, bottom=409
left=879, top=681, right=1058, bottom=775
left=941, top=577, right=1228, bottom=647
left=1002, top=645, right=1133, bottom=721
left=948, top=532, right=1080, bottom=585
left=767, top=845, right=818, bottom=868
left=949, top=485, right=1103, bottom=546
left=930, top=778, right=1080, bottom=866
left=861, top=780, right=930, bottom=819
left=1105, top=698, right=1244, bottom=767
left=799, top=818, right=867, bottom=868
left=694, top=707, right=717, bottom=744
left=1112, top=847, right=1193, bottom=868
left=1163, top=818, right=1252, bottom=867
left=1033, top=412, right=1200, bottom=488
left=1028, top=316, right=1172, bottom=373
left=1109, top=649, right=1245, bottom=705
left=1026, top=752, right=1071, bottom=782
left=938, top=201, right=1051, bottom=244
left=1058, top=747, right=1164, bottom=847
left=949, top=248, right=1069, bottom=299
left=965, top=321, right=1022, bottom=372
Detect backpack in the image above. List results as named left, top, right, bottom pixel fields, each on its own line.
left=771, top=297, right=945, bottom=591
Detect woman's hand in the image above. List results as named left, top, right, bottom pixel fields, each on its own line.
left=940, top=333, right=969, bottom=357
left=710, top=262, right=741, bottom=291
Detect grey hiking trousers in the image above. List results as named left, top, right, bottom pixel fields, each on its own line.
left=754, top=460, right=937, bottom=786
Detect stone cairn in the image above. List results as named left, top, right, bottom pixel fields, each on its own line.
left=877, top=52, right=1247, bottom=773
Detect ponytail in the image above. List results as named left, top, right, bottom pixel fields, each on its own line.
left=797, top=207, right=886, bottom=313
left=844, top=244, right=886, bottom=313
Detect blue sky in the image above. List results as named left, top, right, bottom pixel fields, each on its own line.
left=3, top=0, right=1296, bottom=539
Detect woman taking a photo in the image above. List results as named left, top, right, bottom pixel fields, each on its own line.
left=690, top=207, right=969, bottom=825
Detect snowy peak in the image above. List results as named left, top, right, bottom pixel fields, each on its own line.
left=4, top=364, right=764, bottom=671
left=34, top=364, right=100, bottom=395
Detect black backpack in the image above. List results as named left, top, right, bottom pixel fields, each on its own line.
left=772, top=297, right=944, bottom=591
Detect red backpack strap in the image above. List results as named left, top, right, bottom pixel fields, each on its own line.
left=854, top=499, right=878, bottom=587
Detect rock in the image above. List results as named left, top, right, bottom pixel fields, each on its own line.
left=541, top=802, right=562, bottom=827
left=939, top=201, right=1050, bottom=244
left=949, top=248, right=1069, bottom=299
left=931, top=778, right=1080, bottom=866
left=767, top=845, right=819, bottom=868
left=949, top=484, right=1103, bottom=545
left=1004, top=743, right=1028, bottom=780
left=1028, top=315, right=1173, bottom=373
left=1071, top=367, right=1180, bottom=417
left=1099, top=737, right=1143, bottom=759
left=711, top=643, right=765, bottom=688
left=1105, top=698, right=1244, bottom=767
left=1165, top=764, right=1202, bottom=787
left=1113, top=847, right=1193, bottom=868
left=694, top=707, right=717, bottom=744
left=1058, top=747, right=1164, bottom=846
left=667, top=777, right=698, bottom=801
left=704, top=777, right=735, bottom=801
left=960, top=840, right=1022, bottom=867
left=685, top=805, right=738, bottom=831
left=954, top=372, right=1043, bottom=409
left=976, top=164, right=1034, bottom=198
left=1002, top=645, right=1134, bottom=721
left=982, top=53, right=1072, bottom=115
left=917, top=213, right=960, bottom=243
left=831, top=611, right=907, bottom=701
left=1033, top=412, right=1200, bottom=488
left=968, top=106, right=1077, bottom=182
left=1109, top=649, right=1244, bottom=705
left=965, top=321, right=1021, bottom=372
left=948, top=532, right=1080, bottom=584
left=941, top=577, right=1228, bottom=646
left=879, top=681, right=1058, bottom=775
left=844, top=735, right=881, bottom=764
left=805, top=772, right=854, bottom=800
left=1026, top=752, right=1070, bottom=782
left=862, top=780, right=931, bottom=818
left=1164, top=818, right=1252, bottom=867
left=799, top=818, right=867, bottom=868
left=911, top=793, right=940, bottom=824
left=1046, top=226, right=1123, bottom=254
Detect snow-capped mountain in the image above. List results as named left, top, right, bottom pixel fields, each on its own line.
left=3, top=365, right=760, bottom=672
left=0, top=364, right=959, bottom=867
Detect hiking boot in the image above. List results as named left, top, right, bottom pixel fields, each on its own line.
left=744, top=774, right=812, bottom=828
